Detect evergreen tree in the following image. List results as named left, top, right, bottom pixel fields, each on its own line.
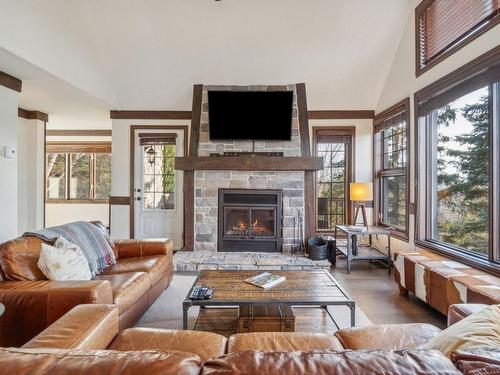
left=436, top=95, right=489, bottom=253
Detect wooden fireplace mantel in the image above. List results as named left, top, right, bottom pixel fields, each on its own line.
left=175, top=156, right=323, bottom=171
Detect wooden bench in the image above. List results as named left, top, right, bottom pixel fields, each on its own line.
left=393, top=250, right=500, bottom=315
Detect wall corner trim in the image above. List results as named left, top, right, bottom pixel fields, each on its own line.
left=18, top=108, right=49, bottom=123
left=0, top=71, right=22, bottom=92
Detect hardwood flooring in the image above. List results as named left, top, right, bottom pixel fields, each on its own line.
left=330, top=258, right=447, bottom=329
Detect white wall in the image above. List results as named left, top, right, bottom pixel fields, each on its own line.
left=45, top=203, right=109, bottom=228
left=111, top=119, right=190, bottom=240
left=373, top=1, right=500, bottom=255
left=18, top=117, right=45, bottom=232
left=309, top=119, right=374, bottom=224
left=0, top=86, right=19, bottom=242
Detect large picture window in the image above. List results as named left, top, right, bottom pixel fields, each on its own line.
left=415, top=46, right=500, bottom=272
left=416, top=0, right=500, bottom=76
left=374, top=99, right=410, bottom=240
left=313, top=127, right=354, bottom=230
left=46, top=142, right=111, bottom=202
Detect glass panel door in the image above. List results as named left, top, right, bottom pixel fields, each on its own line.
left=224, top=207, right=250, bottom=237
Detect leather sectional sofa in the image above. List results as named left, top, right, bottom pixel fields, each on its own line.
left=0, top=303, right=494, bottom=374
left=394, top=249, right=500, bottom=315
left=0, top=235, right=173, bottom=347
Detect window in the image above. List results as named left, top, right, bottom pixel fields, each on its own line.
left=416, top=0, right=500, bottom=76
left=46, top=142, right=111, bottom=202
left=374, top=99, right=410, bottom=240
left=139, top=133, right=177, bottom=210
left=415, top=46, right=500, bottom=272
left=313, top=127, right=354, bottom=230
left=142, top=144, right=176, bottom=210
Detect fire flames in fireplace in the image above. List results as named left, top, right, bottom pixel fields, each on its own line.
left=229, top=219, right=273, bottom=236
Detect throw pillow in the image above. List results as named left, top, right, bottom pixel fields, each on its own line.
left=38, top=236, right=92, bottom=281
left=422, top=304, right=500, bottom=357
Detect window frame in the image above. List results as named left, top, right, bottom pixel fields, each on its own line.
left=414, top=46, right=500, bottom=275
left=415, top=0, right=500, bottom=77
left=312, top=126, right=355, bottom=233
left=373, top=98, right=411, bottom=242
left=45, top=142, right=111, bottom=204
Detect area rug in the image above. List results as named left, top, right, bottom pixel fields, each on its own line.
left=136, top=273, right=371, bottom=331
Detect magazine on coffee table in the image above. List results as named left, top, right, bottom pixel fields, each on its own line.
left=244, top=272, right=286, bottom=289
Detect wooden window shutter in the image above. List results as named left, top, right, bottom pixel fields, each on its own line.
left=139, top=133, right=177, bottom=146
left=416, top=0, right=500, bottom=75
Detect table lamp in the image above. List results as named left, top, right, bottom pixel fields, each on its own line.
left=350, top=182, right=373, bottom=227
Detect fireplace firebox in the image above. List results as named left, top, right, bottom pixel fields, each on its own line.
left=218, top=189, right=282, bottom=252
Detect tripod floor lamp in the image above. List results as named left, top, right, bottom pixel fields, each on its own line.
left=350, top=182, right=373, bottom=227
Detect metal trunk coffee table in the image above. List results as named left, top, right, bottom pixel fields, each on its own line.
left=182, top=269, right=355, bottom=330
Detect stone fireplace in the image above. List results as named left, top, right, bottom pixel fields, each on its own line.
left=175, top=83, right=322, bottom=253
left=192, top=84, right=304, bottom=252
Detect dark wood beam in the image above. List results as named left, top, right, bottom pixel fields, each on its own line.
left=189, top=85, right=203, bottom=157
left=183, top=84, right=203, bottom=251
left=46, top=129, right=111, bottom=137
left=0, top=71, right=22, bottom=92
left=110, top=110, right=192, bottom=120
left=175, top=156, right=323, bottom=171
left=18, top=108, right=49, bottom=122
left=308, top=110, right=375, bottom=119
left=109, top=196, right=131, bottom=205
left=296, top=83, right=311, bottom=157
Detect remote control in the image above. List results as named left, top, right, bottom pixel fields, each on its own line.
left=197, top=285, right=209, bottom=299
left=190, top=285, right=210, bottom=300
left=204, top=288, right=213, bottom=299
left=189, top=285, right=202, bottom=300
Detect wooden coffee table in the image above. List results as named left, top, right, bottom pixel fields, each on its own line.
left=182, top=269, right=355, bottom=330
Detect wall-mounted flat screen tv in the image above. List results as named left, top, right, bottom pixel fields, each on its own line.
left=208, top=91, right=293, bottom=141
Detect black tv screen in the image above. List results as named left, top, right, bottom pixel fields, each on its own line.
left=208, top=91, right=293, bottom=141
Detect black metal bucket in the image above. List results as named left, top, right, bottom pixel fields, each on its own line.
left=308, top=237, right=328, bottom=260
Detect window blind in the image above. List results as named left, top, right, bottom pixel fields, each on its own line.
left=417, top=0, right=500, bottom=72
left=316, top=133, right=351, bottom=144
left=138, top=133, right=177, bottom=146
left=46, top=142, right=111, bottom=153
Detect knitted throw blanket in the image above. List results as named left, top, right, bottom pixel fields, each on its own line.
left=24, top=221, right=116, bottom=277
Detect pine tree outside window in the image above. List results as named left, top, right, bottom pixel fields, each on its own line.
left=415, top=46, right=500, bottom=270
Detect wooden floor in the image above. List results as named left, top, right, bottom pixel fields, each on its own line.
left=330, top=257, right=447, bottom=329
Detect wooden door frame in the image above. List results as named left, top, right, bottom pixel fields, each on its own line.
left=129, top=125, right=189, bottom=240
left=312, top=126, right=356, bottom=232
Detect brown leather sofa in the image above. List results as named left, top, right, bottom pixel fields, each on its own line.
left=394, top=249, right=500, bottom=315
left=0, top=303, right=493, bottom=374
left=0, top=235, right=173, bottom=347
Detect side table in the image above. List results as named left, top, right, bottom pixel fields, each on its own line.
left=334, top=225, right=391, bottom=274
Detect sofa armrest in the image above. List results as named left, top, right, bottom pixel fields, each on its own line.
left=23, top=304, right=119, bottom=350
left=448, top=303, right=488, bottom=327
left=113, top=239, right=173, bottom=259
left=334, top=323, right=441, bottom=350
left=0, top=280, right=113, bottom=347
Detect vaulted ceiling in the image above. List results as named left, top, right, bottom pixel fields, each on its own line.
left=0, top=0, right=411, bottom=127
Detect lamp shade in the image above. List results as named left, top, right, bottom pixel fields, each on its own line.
left=350, top=182, right=373, bottom=201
